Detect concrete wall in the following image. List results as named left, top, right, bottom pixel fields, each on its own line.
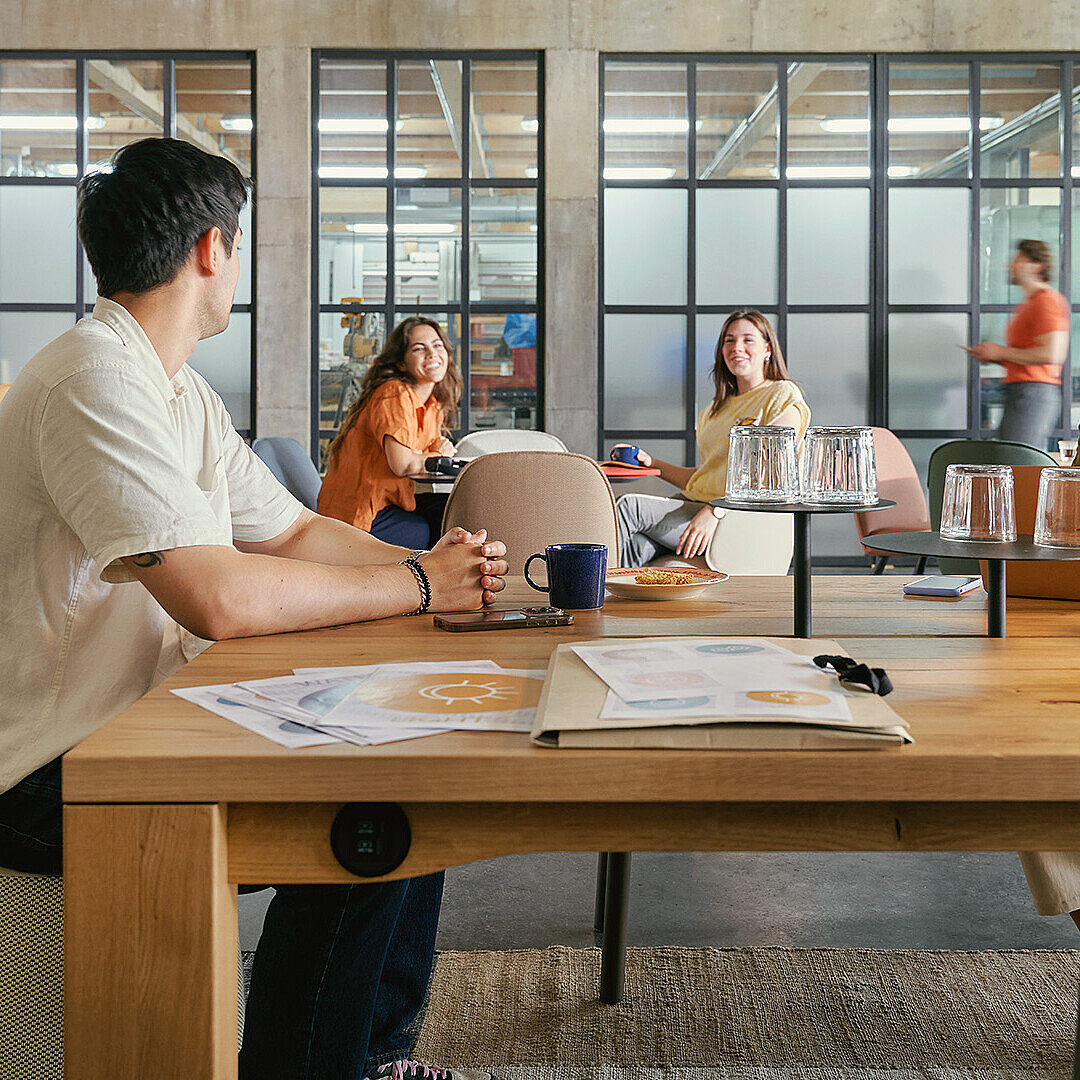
left=9, top=0, right=1080, bottom=451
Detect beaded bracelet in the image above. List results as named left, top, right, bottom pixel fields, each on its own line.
left=399, top=556, right=432, bottom=615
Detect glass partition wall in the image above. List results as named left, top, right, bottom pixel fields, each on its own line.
left=601, top=54, right=1078, bottom=561
left=313, top=52, right=543, bottom=464
left=0, top=52, right=255, bottom=433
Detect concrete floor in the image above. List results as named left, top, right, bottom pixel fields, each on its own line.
left=239, top=850, right=1079, bottom=953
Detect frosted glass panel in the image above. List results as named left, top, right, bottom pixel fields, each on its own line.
left=888, top=313, right=969, bottom=430
left=604, top=314, right=686, bottom=429
left=978, top=312, right=1008, bottom=432
left=696, top=189, right=777, bottom=306
left=604, top=188, right=687, bottom=306
left=233, top=200, right=252, bottom=307
left=787, top=189, right=869, bottom=305
left=0, top=312, right=75, bottom=383
left=888, top=189, right=970, bottom=305
left=979, top=189, right=1060, bottom=305
left=188, top=313, right=251, bottom=430
left=786, top=313, right=868, bottom=427
left=0, top=187, right=76, bottom=304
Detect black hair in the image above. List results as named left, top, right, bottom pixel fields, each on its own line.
left=77, top=137, right=250, bottom=297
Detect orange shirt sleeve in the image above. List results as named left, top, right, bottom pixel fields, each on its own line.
left=366, top=382, right=420, bottom=448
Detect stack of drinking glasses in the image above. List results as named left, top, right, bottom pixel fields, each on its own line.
left=725, top=425, right=878, bottom=504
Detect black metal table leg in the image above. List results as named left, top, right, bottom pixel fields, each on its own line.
left=793, top=511, right=812, bottom=638
left=599, top=852, right=631, bottom=1005
left=986, top=559, right=1006, bottom=638
left=593, top=852, right=608, bottom=942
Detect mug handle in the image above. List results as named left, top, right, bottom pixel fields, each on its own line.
left=523, top=552, right=548, bottom=593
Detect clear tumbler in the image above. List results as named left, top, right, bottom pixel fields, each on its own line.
left=800, top=426, right=877, bottom=504
left=939, top=464, right=1015, bottom=542
left=1034, top=467, right=1080, bottom=547
left=724, top=425, right=799, bottom=502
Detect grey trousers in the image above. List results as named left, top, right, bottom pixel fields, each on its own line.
left=615, top=493, right=705, bottom=568
left=998, top=381, right=1061, bottom=450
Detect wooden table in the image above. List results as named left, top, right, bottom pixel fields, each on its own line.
left=63, top=578, right=1080, bottom=1079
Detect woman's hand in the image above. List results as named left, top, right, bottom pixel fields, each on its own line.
left=430, top=527, right=509, bottom=606
left=675, top=506, right=720, bottom=558
left=433, top=436, right=457, bottom=456
left=610, top=442, right=652, bottom=467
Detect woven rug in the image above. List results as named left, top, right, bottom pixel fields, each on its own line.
left=414, top=945, right=1080, bottom=1079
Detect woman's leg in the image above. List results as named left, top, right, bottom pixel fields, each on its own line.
left=370, top=505, right=433, bottom=549
left=615, top=494, right=702, bottom=567
left=413, top=492, right=449, bottom=545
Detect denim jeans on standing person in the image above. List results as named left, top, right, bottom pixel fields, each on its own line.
left=0, top=755, right=443, bottom=1080
left=239, top=872, right=445, bottom=1080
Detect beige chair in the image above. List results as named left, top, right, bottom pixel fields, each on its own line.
left=0, top=866, right=247, bottom=1072
left=440, top=451, right=618, bottom=574
left=704, top=507, right=794, bottom=575
left=454, top=429, right=568, bottom=457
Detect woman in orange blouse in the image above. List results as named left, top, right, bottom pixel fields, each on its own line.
left=318, top=316, right=462, bottom=547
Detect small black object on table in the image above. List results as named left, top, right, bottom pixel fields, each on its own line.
left=862, top=530, right=1080, bottom=638
left=712, top=497, right=895, bottom=638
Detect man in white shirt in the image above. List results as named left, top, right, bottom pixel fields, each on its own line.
left=0, top=137, right=504, bottom=1080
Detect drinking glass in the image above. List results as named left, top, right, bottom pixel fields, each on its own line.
left=939, top=464, right=1015, bottom=542
left=1057, top=439, right=1077, bottom=465
left=724, top=425, right=799, bottom=502
left=1033, top=467, right=1080, bottom=547
left=800, top=426, right=877, bottom=504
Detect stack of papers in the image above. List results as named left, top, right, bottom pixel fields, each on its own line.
left=173, top=660, right=546, bottom=748
left=531, top=637, right=912, bottom=749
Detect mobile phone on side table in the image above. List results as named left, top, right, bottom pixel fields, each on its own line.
left=433, top=606, right=574, bottom=632
left=903, top=574, right=983, bottom=597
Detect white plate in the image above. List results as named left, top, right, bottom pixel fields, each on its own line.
left=604, top=567, right=729, bottom=600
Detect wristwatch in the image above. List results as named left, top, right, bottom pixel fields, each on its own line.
left=711, top=506, right=725, bottom=521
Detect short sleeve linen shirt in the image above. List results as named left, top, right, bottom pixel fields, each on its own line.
left=0, top=298, right=302, bottom=791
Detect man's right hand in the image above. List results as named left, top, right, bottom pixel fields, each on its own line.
left=423, top=528, right=509, bottom=610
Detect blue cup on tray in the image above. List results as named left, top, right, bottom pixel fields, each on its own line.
left=611, top=445, right=641, bottom=465
left=524, top=543, right=608, bottom=610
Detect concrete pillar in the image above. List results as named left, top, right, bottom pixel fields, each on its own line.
left=253, top=46, right=312, bottom=448
left=543, top=48, right=599, bottom=455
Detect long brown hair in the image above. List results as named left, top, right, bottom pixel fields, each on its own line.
left=708, top=309, right=790, bottom=418
left=325, top=316, right=463, bottom=470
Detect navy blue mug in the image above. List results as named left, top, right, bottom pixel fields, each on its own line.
left=611, top=445, right=641, bottom=465
left=524, top=543, right=608, bottom=610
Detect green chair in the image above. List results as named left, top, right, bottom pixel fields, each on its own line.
left=927, top=439, right=1055, bottom=572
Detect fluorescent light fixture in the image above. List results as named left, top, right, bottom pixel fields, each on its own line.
left=50, top=163, right=79, bottom=177
left=346, top=222, right=456, bottom=235
left=220, top=116, right=253, bottom=133
left=785, top=165, right=871, bottom=179
left=603, top=166, right=676, bottom=180
left=604, top=118, right=689, bottom=134
left=887, top=165, right=919, bottom=178
left=520, top=119, right=539, bottom=133
left=0, top=115, right=105, bottom=131
left=821, top=116, right=1007, bottom=134
left=319, top=118, right=390, bottom=134
left=319, top=166, right=427, bottom=180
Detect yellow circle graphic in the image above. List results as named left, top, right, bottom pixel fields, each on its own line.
left=352, top=674, right=542, bottom=714
left=746, top=690, right=830, bottom=707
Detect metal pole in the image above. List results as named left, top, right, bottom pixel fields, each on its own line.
left=986, top=559, right=1006, bottom=638
left=793, top=511, right=812, bottom=638
left=599, top=852, right=631, bottom=1005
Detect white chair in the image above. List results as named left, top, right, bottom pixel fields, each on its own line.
left=454, top=429, right=568, bottom=456
left=0, top=866, right=247, bottom=1072
left=705, top=507, right=794, bottom=576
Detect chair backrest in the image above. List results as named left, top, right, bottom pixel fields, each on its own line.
left=251, top=436, right=322, bottom=511
left=441, top=451, right=618, bottom=575
left=455, top=429, right=568, bottom=457
left=705, top=508, right=794, bottom=575
left=854, top=427, right=931, bottom=544
left=927, top=438, right=1055, bottom=572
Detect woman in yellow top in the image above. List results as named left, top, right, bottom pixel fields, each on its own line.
left=614, top=309, right=810, bottom=567
left=317, top=316, right=461, bottom=548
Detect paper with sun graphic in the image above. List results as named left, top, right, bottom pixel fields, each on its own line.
left=316, top=664, right=547, bottom=732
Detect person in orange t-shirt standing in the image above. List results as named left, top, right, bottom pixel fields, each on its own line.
left=964, top=239, right=1070, bottom=450
left=318, top=316, right=461, bottom=547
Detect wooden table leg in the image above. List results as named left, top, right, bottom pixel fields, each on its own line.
left=64, top=803, right=237, bottom=1080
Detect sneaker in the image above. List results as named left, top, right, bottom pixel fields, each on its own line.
left=368, top=1059, right=492, bottom=1080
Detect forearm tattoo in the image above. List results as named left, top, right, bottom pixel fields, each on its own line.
left=129, top=551, right=165, bottom=568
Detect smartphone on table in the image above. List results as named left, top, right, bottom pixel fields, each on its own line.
left=433, top=606, right=575, bottom=632
left=902, top=575, right=983, bottom=597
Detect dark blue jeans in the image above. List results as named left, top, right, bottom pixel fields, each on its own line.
left=0, top=757, right=443, bottom=1080
left=371, top=493, right=449, bottom=549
